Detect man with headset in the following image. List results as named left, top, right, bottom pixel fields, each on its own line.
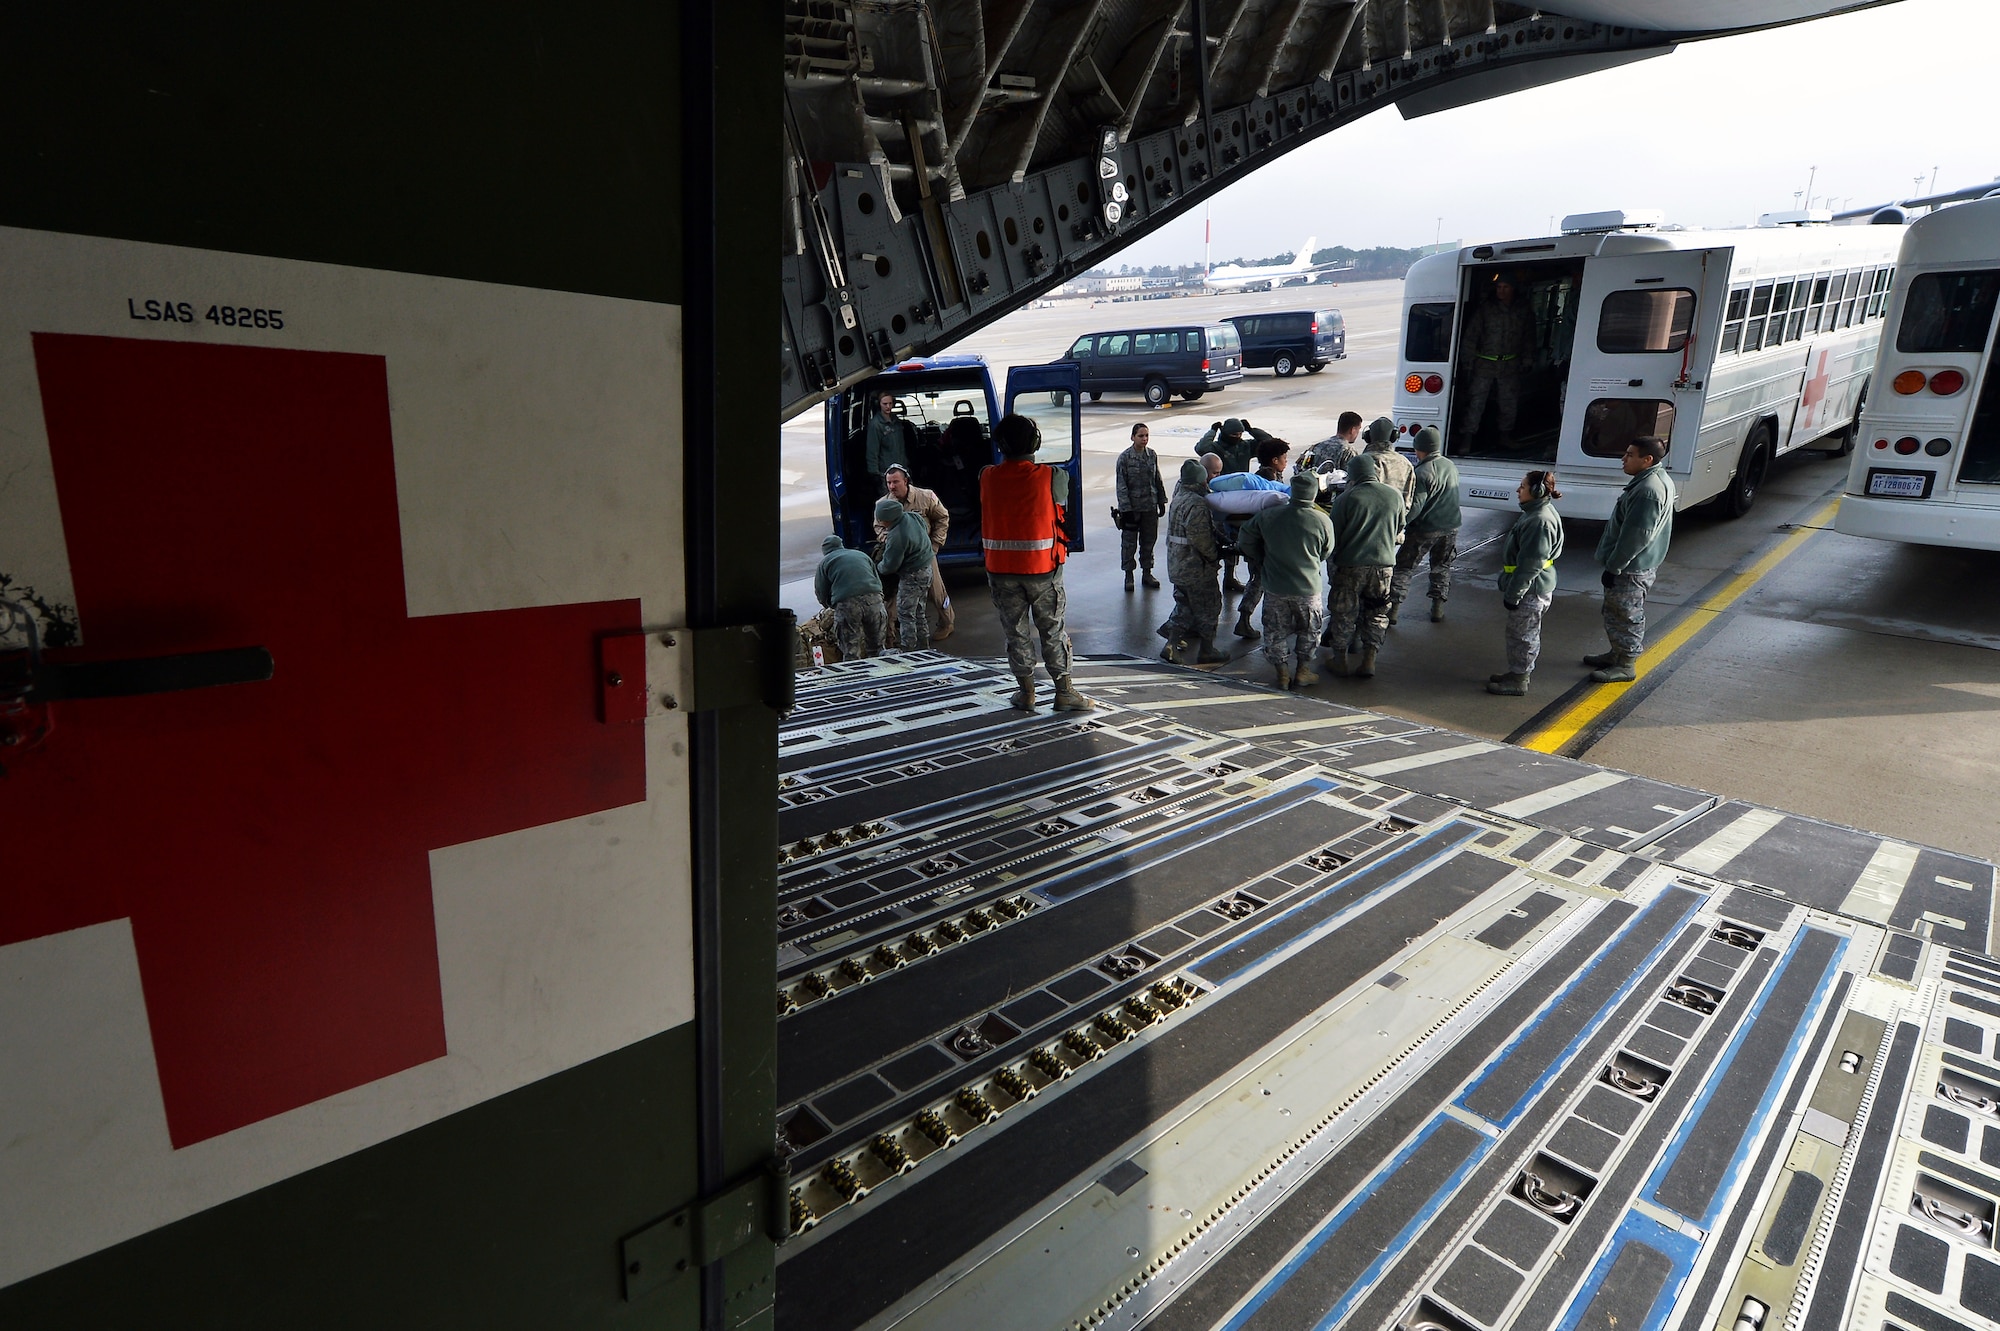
left=980, top=413, right=1093, bottom=712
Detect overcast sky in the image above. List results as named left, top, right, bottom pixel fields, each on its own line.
left=1111, top=0, right=1999, bottom=267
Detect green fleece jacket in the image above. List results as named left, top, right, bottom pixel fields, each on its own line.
left=815, top=534, right=882, bottom=606
left=1236, top=477, right=1334, bottom=599
left=1329, top=454, right=1405, bottom=568
left=874, top=497, right=934, bottom=579
left=1406, top=447, right=1462, bottom=534
left=1498, top=498, right=1563, bottom=603
left=1595, top=465, right=1677, bottom=574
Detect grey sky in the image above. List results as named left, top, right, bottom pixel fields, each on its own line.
left=1111, top=0, right=1997, bottom=267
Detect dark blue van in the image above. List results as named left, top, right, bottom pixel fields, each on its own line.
left=1057, top=323, right=1243, bottom=407
left=1228, top=309, right=1346, bottom=376
left=823, top=356, right=1084, bottom=568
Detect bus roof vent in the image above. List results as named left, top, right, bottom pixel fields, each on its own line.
left=1757, top=209, right=1833, bottom=227
left=1560, top=209, right=1665, bottom=234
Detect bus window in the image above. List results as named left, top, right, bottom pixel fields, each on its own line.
left=1720, top=287, right=1749, bottom=353
left=1581, top=399, right=1676, bottom=458
left=1805, top=275, right=1830, bottom=333
left=1961, top=359, right=2000, bottom=485
left=1743, top=283, right=1772, bottom=348
left=1598, top=289, right=1696, bottom=354
left=1898, top=271, right=2000, bottom=353
left=1870, top=268, right=1894, bottom=319
left=1405, top=302, right=1453, bottom=362
left=1068, top=336, right=1095, bottom=359
left=1765, top=281, right=1794, bottom=349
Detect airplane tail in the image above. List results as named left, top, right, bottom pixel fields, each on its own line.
left=1290, top=238, right=1318, bottom=270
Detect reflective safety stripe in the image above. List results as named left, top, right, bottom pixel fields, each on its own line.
left=1475, top=353, right=1518, bottom=361
left=1168, top=536, right=1192, bottom=545
left=982, top=537, right=1056, bottom=551
left=1500, top=560, right=1554, bottom=573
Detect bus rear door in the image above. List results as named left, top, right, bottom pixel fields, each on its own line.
left=1565, top=251, right=1712, bottom=488
left=1002, top=363, right=1087, bottom=553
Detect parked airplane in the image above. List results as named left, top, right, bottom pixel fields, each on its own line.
left=1202, top=237, right=1353, bottom=291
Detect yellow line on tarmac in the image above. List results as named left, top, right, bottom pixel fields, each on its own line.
left=1518, top=496, right=1842, bottom=754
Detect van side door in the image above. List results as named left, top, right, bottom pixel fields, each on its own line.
left=1003, top=362, right=1087, bottom=553
left=1098, top=332, right=1133, bottom=391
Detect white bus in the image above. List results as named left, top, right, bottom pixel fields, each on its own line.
left=1395, top=210, right=1904, bottom=520
left=1835, top=196, right=2000, bottom=550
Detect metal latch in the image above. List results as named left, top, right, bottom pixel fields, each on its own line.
left=600, top=614, right=797, bottom=722
left=621, top=1161, right=791, bottom=1301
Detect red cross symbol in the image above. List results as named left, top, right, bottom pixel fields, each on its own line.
left=2, top=335, right=646, bottom=1147
left=1799, top=349, right=1832, bottom=430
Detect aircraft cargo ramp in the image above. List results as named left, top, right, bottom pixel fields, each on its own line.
left=772, top=652, right=2000, bottom=1331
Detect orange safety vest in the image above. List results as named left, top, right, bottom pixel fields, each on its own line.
left=979, top=459, right=1066, bottom=575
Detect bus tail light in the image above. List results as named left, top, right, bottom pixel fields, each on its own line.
left=1424, top=374, right=1445, bottom=394
left=1894, top=437, right=1921, bottom=455
left=1404, top=373, right=1424, bottom=393
left=1893, top=370, right=1928, bottom=394
left=1925, top=438, right=1953, bottom=456
left=1874, top=439, right=1890, bottom=450
left=1931, top=369, right=1966, bottom=395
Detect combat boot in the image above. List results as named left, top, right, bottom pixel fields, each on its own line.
left=1234, top=613, right=1260, bottom=639
left=1430, top=599, right=1446, bottom=623
left=1141, top=570, right=1161, bottom=589
left=1581, top=649, right=1620, bottom=669
left=1589, top=660, right=1637, bottom=683
left=1354, top=648, right=1378, bottom=679
left=1159, top=638, right=1186, bottom=664
left=1386, top=599, right=1401, bottom=626
left=1486, top=672, right=1529, bottom=696
left=1292, top=665, right=1320, bottom=689
left=1195, top=638, right=1229, bottom=665
left=1009, top=673, right=1038, bottom=711
left=1326, top=649, right=1350, bottom=677
left=1273, top=665, right=1293, bottom=691
left=1052, top=676, right=1096, bottom=712
left=1124, top=571, right=1135, bottom=592
left=1224, top=574, right=1245, bottom=593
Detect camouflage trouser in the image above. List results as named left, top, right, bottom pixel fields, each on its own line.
left=832, top=593, right=888, bottom=661
left=1463, top=370, right=1521, bottom=435
left=1390, top=528, right=1459, bottom=606
left=927, top=560, right=955, bottom=639
left=1326, top=565, right=1394, bottom=653
left=1505, top=591, right=1552, bottom=675
left=1120, top=511, right=1159, bottom=572
left=989, top=571, right=1074, bottom=679
left=1602, top=569, right=1657, bottom=660
left=1239, top=562, right=1264, bottom=618
left=1162, top=568, right=1222, bottom=644
left=1261, top=594, right=1323, bottom=672
left=895, top=568, right=931, bottom=649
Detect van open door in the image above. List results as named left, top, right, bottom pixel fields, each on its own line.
left=1003, top=363, right=1087, bottom=552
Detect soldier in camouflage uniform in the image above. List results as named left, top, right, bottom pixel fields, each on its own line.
left=1389, top=426, right=1461, bottom=624
left=1585, top=435, right=1677, bottom=682
left=1232, top=436, right=1293, bottom=639
left=1114, top=422, right=1167, bottom=590
left=1235, top=474, right=1334, bottom=689
left=813, top=533, right=887, bottom=660
left=1487, top=471, right=1564, bottom=696
left=1460, top=272, right=1535, bottom=445
left=1159, top=458, right=1228, bottom=664
left=874, top=495, right=934, bottom=651
left=1324, top=453, right=1405, bottom=678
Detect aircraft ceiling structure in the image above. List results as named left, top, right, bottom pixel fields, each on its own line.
left=780, top=0, right=1894, bottom=418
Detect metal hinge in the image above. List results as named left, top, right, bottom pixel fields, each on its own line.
left=621, top=1161, right=791, bottom=1301
left=600, top=614, right=797, bottom=722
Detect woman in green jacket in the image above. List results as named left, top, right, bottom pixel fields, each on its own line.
left=1488, top=471, right=1563, bottom=697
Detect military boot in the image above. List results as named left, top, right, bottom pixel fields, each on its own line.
left=1326, top=649, right=1350, bottom=677
left=1234, top=613, right=1260, bottom=639
left=1386, top=599, right=1401, bottom=626
left=1581, top=649, right=1620, bottom=669
left=1009, top=673, right=1038, bottom=711
left=1354, top=648, right=1378, bottom=679
left=1159, top=638, right=1186, bottom=665
left=1052, top=676, right=1096, bottom=711
left=1124, top=571, right=1135, bottom=592
left=1273, top=665, right=1293, bottom=691
left=1486, top=672, right=1529, bottom=696
left=1141, top=570, right=1161, bottom=589
left=1292, top=665, right=1320, bottom=689
left=1195, top=638, right=1229, bottom=665
left=1430, top=599, right=1446, bottom=623
left=1589, top=660, right=1637, bottom=683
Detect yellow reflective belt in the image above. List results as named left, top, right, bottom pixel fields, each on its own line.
left=1500, top=561, right=1553, bottom=573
